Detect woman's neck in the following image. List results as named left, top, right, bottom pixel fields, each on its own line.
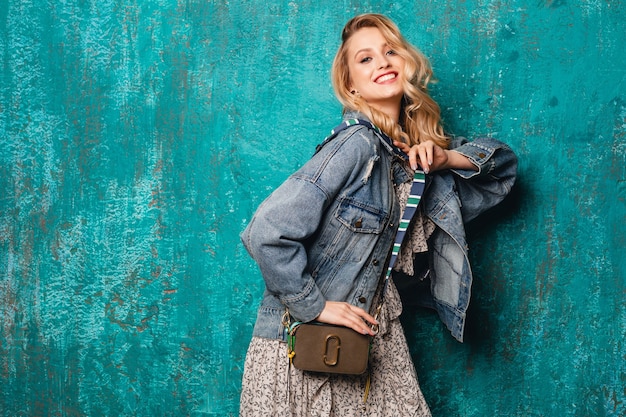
left=364, top=102, right=400, bottom=124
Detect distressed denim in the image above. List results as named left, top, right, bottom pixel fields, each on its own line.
left=241, top=111, right=517, bottom=342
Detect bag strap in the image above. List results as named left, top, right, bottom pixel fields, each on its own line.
left=373, top=166, right=425, bottom=320
left=285, top=119, right=425, bottom=327
left=318, top=118, right=426, bottom=327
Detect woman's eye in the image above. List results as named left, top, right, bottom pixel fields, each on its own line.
left=386, top=49, right=397, bottom=56
left=359, top=57, right=372, bottom=63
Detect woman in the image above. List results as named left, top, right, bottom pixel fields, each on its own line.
left=240, top=14, right=517, bottom=416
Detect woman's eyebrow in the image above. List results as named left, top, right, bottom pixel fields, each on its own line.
left=354, top=48, right=373, bottom=56
left=354, top=43, right=389, bottom=57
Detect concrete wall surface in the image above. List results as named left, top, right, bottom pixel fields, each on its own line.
left=1, top=1, right=624, bottom=416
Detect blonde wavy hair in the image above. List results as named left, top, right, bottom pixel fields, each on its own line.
left=332, top=14, right=449, bottom=148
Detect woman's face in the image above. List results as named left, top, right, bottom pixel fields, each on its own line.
left=346, top=27, right=406, bottom=116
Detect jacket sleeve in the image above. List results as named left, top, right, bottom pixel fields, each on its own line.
left=448, top=136, right=518, bottom=223
left=240, top=126, right=376, bottom=322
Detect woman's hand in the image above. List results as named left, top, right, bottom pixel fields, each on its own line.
left=316, top=301, right=378, bottom=336
left=393, top=140, right=478, bottom=173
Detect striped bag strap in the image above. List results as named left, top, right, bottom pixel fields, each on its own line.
left=383, top=168, right=425, bottom=282
left=319, top=119, right=426, bottom=319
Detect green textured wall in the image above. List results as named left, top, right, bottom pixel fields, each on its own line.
left=1, top=1, right=624, bottom=416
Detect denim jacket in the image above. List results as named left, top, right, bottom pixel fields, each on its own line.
left=241, top=111, right=517, bottom=342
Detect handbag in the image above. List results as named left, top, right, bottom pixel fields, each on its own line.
left=287, top=321, right=371, bottom=374
left=284, top=119, right=426, bottom=376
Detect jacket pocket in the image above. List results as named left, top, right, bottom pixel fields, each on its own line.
left=325, top=198, right=386, bottom=263
left=336, top=198, right=386, bottom=233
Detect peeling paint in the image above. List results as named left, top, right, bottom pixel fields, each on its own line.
left=0, top=1, right=625, bottom=416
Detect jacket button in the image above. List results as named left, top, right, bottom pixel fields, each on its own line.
left=355, top=218, right=363, bottom=228
left=478, top=152, right=486, bottom=158
left=358, top=296, right=367, bottom=303
left=372, top=259, right=379, bottom=266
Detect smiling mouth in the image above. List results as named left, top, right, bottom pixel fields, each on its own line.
left=375, top=73, right=397, bottom=83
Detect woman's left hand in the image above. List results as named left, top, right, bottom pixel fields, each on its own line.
left=393, top=140, right=478, bottom=173
left=393, top=140, right=448, bottom=173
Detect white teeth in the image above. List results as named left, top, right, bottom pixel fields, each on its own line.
left=377, top=73, right=396, bottom=83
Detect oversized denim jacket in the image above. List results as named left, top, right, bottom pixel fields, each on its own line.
left=241, top=111, right=518, bottom=342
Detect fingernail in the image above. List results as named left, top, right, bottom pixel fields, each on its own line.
left=411, top=163, right=417, bottom=170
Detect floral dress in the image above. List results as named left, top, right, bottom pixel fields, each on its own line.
left=240, top=276, right=431, bottom=416
left=239, top=174, right=432, bottom=417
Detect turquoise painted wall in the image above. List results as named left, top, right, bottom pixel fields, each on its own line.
left=1, top=1, right=624, bottom=416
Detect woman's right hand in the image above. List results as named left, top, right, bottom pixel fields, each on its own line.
left=315, top=301, right=378, bottom=336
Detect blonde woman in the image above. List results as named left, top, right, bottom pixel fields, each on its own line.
left=240, top=14, right=517, bottom=416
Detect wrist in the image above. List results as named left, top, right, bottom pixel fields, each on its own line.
left=445, top=150, right=478, bottom=171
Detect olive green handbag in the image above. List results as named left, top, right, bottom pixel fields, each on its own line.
left=286, top=321, right=371, bottom=375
